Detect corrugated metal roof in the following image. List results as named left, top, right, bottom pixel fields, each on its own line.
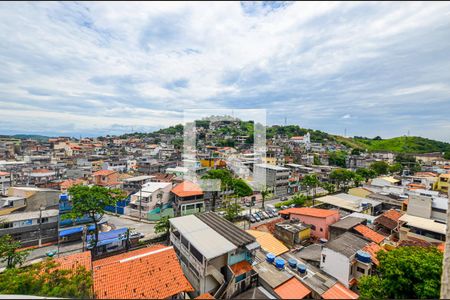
left=197, top=212, right=256, bottom=247
left=170, top=215, right=236, bottom=259
left=247, top=230, right=288, bottom=256
left=399, top=214, right=446, bottom=234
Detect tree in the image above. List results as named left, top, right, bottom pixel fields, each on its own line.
left=356, top=167, right=377, bottom=182
left=66, top=185, right=125, bottom=252
left=369, top=161, right=389, bottom=176
left=328, top=151, right=348, bottom=167
left=260, top=187, right=272, bottom=209
left=232, top=179, right=253, bottom=197
left=0, top=259, right=93, bottom=298
left=395, top=153, right=421, bottom=173
left=351, top=148, right=363, bottom=155
left=444, top=152, right=450, bottom=160
left=329, top=169, right=355, bottom=191
left=321, top=182, right=336, bottom=194
left=353, top=174, right=364, bottom=187
left=223, top=202, right=243, bottom=221
left=154, top=216, right=171, bottom=244
left=291, top=194, right=307, bottom=207
left=0, top=235, right=29, bottom=268
left=359, top=246, right=442, bottom=299
left=313, top=154, right=320, bottom=165
left=388, top=162, right=403, bottom=174
left=301, top=174, right=320, bottom=203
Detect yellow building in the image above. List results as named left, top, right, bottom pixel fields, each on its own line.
left=262, top=156, right=277, bottom=166
left=433, top=173, right=450, bottom=194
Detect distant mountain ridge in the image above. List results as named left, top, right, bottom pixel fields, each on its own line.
left=121, top=120, right=450, bottom=154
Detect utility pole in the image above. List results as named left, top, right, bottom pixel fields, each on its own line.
left=38, top=206, right=43, bottom=247
left=139, top=185, right=142, bottom=221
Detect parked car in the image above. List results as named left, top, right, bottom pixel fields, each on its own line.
left=290, top=203, right=296, bottom=208
left=265, top=210, right=275, bottom=218
left=260, top=211, right=270, bottom=219
left=248, top=215, right=256, bottom=223
left=281, top=205, right=288, bottom=209
left=256, top=211, right=267, bottom=220
left=252, top=213, right=261, bottom=222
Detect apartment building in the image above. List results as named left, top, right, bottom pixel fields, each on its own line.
left=0, top=209, right=59, bottom=247
left=254, top=163, right=290, bottom=196
left=169, top=212, right=259, bottom=298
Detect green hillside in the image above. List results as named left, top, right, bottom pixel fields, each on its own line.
left=354, top=136, right=450, bottom=153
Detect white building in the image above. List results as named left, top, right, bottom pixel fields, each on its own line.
left=320, top=232, right=373, bottom=288
left=126, top=182, right=172, bottom=218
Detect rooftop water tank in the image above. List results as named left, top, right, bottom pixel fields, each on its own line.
left=298, top=264, right=307, bottom=274
left=319, top=238, right=328, bottom=244
left=288, top=258, right=297, bottom=268
left=59, top=193, right=68, bottom=201
left=275, top=258, right=285, bottom=269
left=356, top=250, right=372, bottom=263
left=266, top=253, right=275, bottom=263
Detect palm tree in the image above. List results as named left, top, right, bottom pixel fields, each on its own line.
left=260, top=187, right=271, bottom=209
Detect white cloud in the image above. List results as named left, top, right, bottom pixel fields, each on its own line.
left=0, top=2, right=450, bottom=141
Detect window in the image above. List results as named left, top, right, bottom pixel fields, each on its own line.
left=322, top=254, right=326, bottom=263
left=310, top=224, right=316, bottom=230
left=39, top=218, right=49, bottom=224
left=0, top=222, right=12, bottom=229
left=356, top=266, right=366, bottom=274
left=320, top=228, right=323, bottom=232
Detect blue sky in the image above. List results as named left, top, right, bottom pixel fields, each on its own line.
left=1, top=2, right=450, bottom=141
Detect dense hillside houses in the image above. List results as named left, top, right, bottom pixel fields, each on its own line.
left=0, top=119, right=449, bottom=298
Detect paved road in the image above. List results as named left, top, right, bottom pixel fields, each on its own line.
left=106, top=214, right=157, bottom=241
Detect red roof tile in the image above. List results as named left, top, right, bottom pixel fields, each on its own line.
left=0, top=172, right=10, bottom=176
left=382, top=209, right=403, bottom=222
left=322, top=282, right=358, bottom=299
left=279, top=207, right=339, bottom=218
left=274, top=277, right=311, bottom=299
left=93, top=170, right=117, bottom=176
left=171, top=181, right=203, bottom=197
left=195, top=293, right=215, bottom=299
left=53, top=251, right=92, bottom=271
left=362, top=242, right=384, bottom=266
left=354, top=224, right=385, bottom=244
left=230, top=260, right=252, bottom=276
left=93, top=246, right=193, bottom=299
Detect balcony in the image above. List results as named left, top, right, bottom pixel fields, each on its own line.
left=170, top=232, right=205, bottom=276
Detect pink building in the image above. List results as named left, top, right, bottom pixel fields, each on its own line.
left=279, top=207, right=340, bottom=239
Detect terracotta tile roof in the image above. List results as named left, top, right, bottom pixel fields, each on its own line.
left=362, top=242, right=383, bottom=266
left=32, top=169, right=52, bottom=173
left=354, top=224, right=385, bottom=244
left=94, top=244, right=167, bottom=267
left=53, top=251, right=92, bottom=271
left=230, top=260, right=253, bottom=276
left=251, top=218, right=284, bottom=234
left=93, top=245, right=193, bottom=299
left=60, top=179, right=85, bottom=190
left=375, top=209, right=403, bottom=231
left=171, top=181, right=203, bottom=197
left=274, top=277, right=311, bottom=299
left=415, top=172, right=437, bottom=177
left=385, top=209, right=403, bottom=220
left=279, top=207, right=339, bottom=218
left=322, top=282, right=359, bottom=299
left=0, top=172, right=10, bottom=176
left=93, top=170, right=117, bottom=176
left=247, top=230, right=289, bottom=256
left=195, top=293, right=215, bottom=299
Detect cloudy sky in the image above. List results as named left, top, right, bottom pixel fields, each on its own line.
left=1, top=2, right=450, bottom=141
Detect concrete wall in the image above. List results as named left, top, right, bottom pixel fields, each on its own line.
left=320, top=247, right=351, bottom=288
left=407, top=194, right=432, bottom=219
left=288, top=213, right=339, bottom=239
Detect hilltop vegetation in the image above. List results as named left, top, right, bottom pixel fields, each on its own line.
left=354, top=136, right=450, bottom=153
